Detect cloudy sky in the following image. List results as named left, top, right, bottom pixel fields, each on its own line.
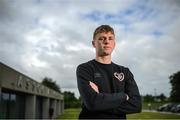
left=0, top=0, right=180, bottom=98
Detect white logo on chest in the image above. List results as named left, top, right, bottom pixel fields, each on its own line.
left=114, top=72, right=124, bottom=81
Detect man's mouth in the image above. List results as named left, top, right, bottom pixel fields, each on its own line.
left=104, top=46, right=111, bottom=49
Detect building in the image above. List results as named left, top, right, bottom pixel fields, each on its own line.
left=0, top=62, right=64, bottom=119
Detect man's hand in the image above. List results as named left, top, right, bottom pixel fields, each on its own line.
left=126, top=94, right=129, bottom=101
left=89, top=81, right=99, bottom=93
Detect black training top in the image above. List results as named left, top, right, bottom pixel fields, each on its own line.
left=76, top=59, right=142, bottom=119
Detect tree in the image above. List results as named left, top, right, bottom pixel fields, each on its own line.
left=63, top=91, right=81, bottom=109
left=143, top=94, right=154, bottom=102
left=169, top=71, right=180, bottom=102
left=156, top=93, right=167, bottom=102
left=158, top=93, right=166, bottom=102
left=41, top=77, right=61, bottom=93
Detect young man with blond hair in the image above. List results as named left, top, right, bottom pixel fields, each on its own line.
left=76, top=25, right=141, bottom=119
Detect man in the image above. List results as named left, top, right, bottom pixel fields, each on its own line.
left=76, top=25, right=141, bottom=119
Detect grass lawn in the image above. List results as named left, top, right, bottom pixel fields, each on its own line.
left=57, top=108, right=81, bottom=119
left=57, top=108, right=180, bottom=119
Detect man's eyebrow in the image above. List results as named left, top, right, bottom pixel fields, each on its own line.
left=109, top=36, right=114, bottom=38
left=98, top=36, right=105, bottom=39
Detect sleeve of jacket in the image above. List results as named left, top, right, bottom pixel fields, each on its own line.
left=114, top=68, right=142, bottom=114
left=76, top=63, right=127, bottom=111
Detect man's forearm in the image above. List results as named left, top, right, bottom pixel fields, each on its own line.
left=78, top=79, right=127, bottom=111
left=89, top=81, right=129, bottom=101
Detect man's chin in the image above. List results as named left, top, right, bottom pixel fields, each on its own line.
left=100, top=52, right=111, bottom=56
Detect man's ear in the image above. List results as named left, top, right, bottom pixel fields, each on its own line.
left=92, top=40, right=95, bottom=47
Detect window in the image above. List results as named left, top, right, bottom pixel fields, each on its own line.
left=0, top=91, right=25, bottom=119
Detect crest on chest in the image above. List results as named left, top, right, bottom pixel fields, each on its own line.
left=114, top=72, right=124, bottom=81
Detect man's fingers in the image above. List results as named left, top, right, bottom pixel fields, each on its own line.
left=89, top=81, right=97, bottom=89
left=89, top=81, right=96, bottom=87
left=125, top=94, right=129, bottom=101
left=89, top=81, right=99, bottom=93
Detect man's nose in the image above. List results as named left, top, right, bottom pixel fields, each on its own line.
left=104, top=39, right=110, bottom=44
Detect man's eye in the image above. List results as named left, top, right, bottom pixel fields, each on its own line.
left=109, top=37, right=114, bottom=40
left=98, top=37, right=104, bottom=40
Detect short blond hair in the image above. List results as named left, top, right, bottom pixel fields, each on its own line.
left=93, top=25, right=115, bottom=39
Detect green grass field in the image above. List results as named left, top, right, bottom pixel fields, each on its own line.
left=57, top=108, right=180, bottom=119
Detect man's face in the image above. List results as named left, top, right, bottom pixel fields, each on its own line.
left=92, top=32, right=115, bottom=56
